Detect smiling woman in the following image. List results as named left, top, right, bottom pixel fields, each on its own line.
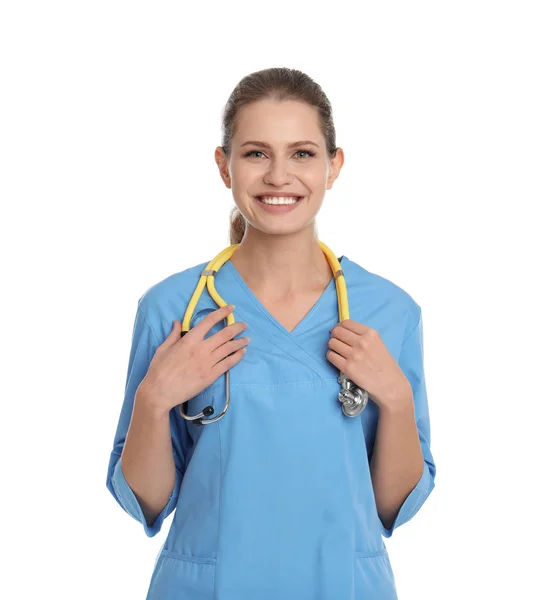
left=213, top=68, right=343, bottom=246
left=106, top=66, right=436, bottom=600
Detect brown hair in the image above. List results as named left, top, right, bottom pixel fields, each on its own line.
left=221, top=67, right=338, bottom=245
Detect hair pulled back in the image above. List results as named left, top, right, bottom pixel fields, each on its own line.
left=221, top=67, right=338, bottom=244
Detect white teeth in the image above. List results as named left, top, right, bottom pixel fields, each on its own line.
left=258, top=196, right=302, bottom=205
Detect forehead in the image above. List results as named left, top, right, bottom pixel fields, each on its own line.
left=235, top=99, right=321, bottom=142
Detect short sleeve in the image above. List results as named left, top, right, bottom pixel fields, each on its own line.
left=105, top=300, right=190, bottom=537
left=379, top=308, right=437, bottom=538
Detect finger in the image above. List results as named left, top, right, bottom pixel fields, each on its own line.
left=337, top=319, right=368, bottom=335
left=211, top=335, right=249, bottom=364
left=211, top=346, right=247, bottom=381
left=205, top=319, right=248, bottom=354
left=326, top=348, right=344, bottom=369
left=328, top=337, right=353, bottom=359
left=161, top=320, right=183, bottom=348
left=331, top=325, right=359, bottom=346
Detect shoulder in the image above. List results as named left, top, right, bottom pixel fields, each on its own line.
left=132, top=260, right=211, bottom=338
left=342, top=254, right=421, bottom=333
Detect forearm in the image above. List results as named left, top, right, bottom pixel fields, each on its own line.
left=120, top=384, right=176, bottom=527
left=370, top=394, right=425, bottom=530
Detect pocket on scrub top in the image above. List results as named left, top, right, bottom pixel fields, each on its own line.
left=354, top=548, right=398, bottom=600
left=146, top=550, right=217, bottom=600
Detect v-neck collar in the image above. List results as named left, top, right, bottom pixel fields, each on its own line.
left=223, top=255, right=347, bottom=338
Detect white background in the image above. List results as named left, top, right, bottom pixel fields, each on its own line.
left=2, top=1, right=548, bottom=598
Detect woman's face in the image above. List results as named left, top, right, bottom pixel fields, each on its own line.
left=215, top=99, right=344, bottom=236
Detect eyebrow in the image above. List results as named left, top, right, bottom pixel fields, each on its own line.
left=240, top=140, right=320, bottom=149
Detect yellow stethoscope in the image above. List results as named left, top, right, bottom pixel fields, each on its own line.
left=178, top=240, right=369, bottom=426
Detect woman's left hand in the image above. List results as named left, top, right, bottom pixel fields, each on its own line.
left=327, top=320, right=412, bottom=412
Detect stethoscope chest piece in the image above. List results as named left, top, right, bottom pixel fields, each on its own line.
left=338, top=374, right=369, bottom=417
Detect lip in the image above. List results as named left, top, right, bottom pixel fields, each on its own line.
left=255, top=193, right=305, bottom=198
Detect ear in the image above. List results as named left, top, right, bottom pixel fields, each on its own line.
left=215, top=146, right=231, bottom=188
left=326, top=147, right=345, bottom=190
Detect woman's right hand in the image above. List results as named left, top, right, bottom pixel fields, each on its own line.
left=137, top=304, right=249, bottom=414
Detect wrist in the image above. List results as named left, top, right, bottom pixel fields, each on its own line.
left=377, top=384, right=414, bottom=416
left=135, top=381, right=170, bottom=420
left=378, top=394, right=414, bottom=418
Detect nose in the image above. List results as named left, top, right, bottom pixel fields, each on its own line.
left=263, top=156, right=294, bottom=187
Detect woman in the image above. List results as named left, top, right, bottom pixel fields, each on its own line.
left=106, top=67, right=436, bottom=599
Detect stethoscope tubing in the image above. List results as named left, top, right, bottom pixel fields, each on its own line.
left=178, top=241, right=368, bottom=425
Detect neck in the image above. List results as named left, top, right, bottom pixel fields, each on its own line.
left=229, top=229, right=333, bottom=298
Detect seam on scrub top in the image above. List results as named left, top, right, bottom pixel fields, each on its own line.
left=226, top=266, right=331, bottom=379
left=111, top=460, right=131, bottom=515
left=278, top=256, right=349, bottom=373
left=137, top=303, right=162, bottom=347
left=206, top=378, right=340, bottom=392
left=397, top=306, right=422, bottom=363
left=354, top=549, right=389, bottom=558
left=225, top=271, right=328, bottom=378
left=287, top=275, right=334, bottom=334
left=215, top=405, right=223, bottom=579
left=160, top=550, right=216, bottom=565
left=402, top=306, right=421, bottom=345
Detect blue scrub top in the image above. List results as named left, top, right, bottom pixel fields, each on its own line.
left=106, top=254, right=436, bottom=599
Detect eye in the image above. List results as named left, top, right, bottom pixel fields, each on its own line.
left=295, top=150, right=316, bottom=159
left=243, top=149, right=316, bottom=159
